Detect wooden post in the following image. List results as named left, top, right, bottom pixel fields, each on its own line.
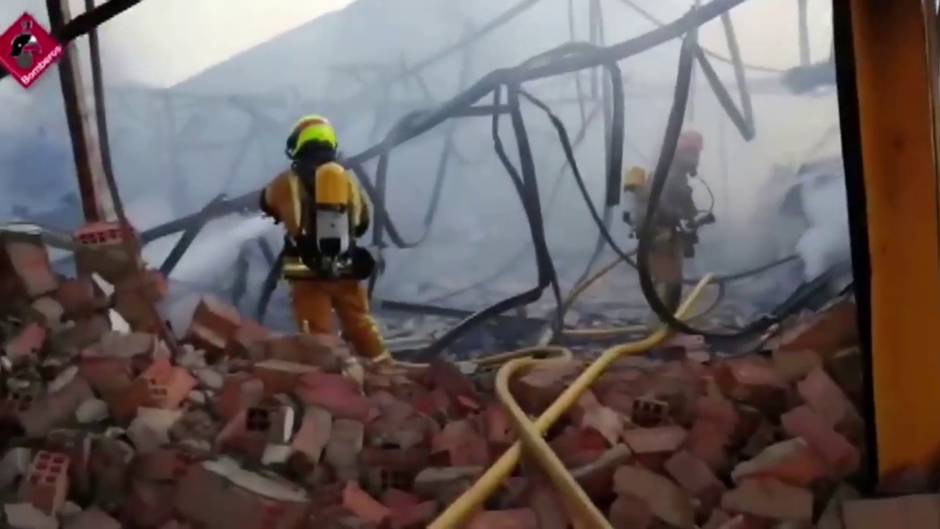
left=46, top=0, right=116, bottom=223
left=835, top=0, right=940, bottom=486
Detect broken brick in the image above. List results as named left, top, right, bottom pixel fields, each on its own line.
left=510, top=360, right=581, bottom=414
left=781, top=405, right=860, bottom=478
left=296, top=372, right=374, bottom=421
left=254, top=359, right=318, bottom=396
left=772, top=348, right=822, bottom=383
left=55, top=276, right=102, bottom=317
left=431, top=419, right=490, bottom=467
left=20, top=451, right=70, bottom=515
left=342, top=481, right=390, bottom=525
left=0, top=232, right=59, bottom=301
left=226, top=318, right=271, bottom=358
left=715, top=358, right=788, bottom=413
left=686, top=418, right=732, bottom=473
left=581, top=404, right=624, bottom=446
left=291, top=406, right=332, bottom=463
left=485, top=401, right=515, bottom=447
left=622, top=425, right=687, bottom=455
left=550, top=426, right=609, bottom=468
left=796, top=367, right=859, bottom=429
left=134, top=448, right=197, bottom=481
left=608, top=494, right=653, bottom=529
left=4, top=323, right=46, bottom=360
left=732, top=438, right=828, bottom=487
left=665, top=450, right=725, bottom=510
left=613, top=465, right=695, bottom=528
left=215, top=374, right=265, bottom=421
left=325, top=419, right=364, bottom=483
left=631, top=397, right=669, bottom=427
left=721, top=478, right=813, bottom=521
left=245, top=405, right=295, bottom=444
left=778, top=300, right=858, bottom=359
left=387, top=500, right=437, bottom=529
left=190, top=295, right=242, bottom=342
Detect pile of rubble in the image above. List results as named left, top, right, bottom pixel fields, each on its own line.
left=0, top=227, right=926, bottom=529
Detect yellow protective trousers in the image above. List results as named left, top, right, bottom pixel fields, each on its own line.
left=288, top=279, right=387, bottom=359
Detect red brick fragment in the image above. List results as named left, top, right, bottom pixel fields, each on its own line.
left=466, top=509, right=538, bottom=529
left=0, top=232, right=59, bottom=300
left=582, top=405, right=624, bottom=446
left=291, top=406, right=332, bottom=462
left=381, top=488, right=421, bottom=509
left=665, top=450, right=725, bottom=510
left=215, top=375, right=265, bottom=421
left=342, top=481, right=390, bottom=525
left=245, top=405, right=295, bottom=443
left=427, top=360, right=480, bottom=412
left=253, top=359, right=317, bottom=396
left=613, top=465, right=695, bottom=528
left=842, top=494, right=940, bottom=529
left=686, top=418, right=732, bottom=472
left=622, top=425, right=687, bottom=455
left=796, top=367, right=858, bottom=428
left=227, top=319, right=271, bottom=358
left=20, top=451, right=70, bottom=515
left=388, top=500, right=437, bottom=529
left=124, top=479, right=177, bottom=528
left=526, top=478, right=568, bottom=529
left=326, top=419, right=364, bottom=483
left=631, top=397, right=669, bottom=427
left=510, top=361, right=581, bottom=414
left=781, top=405, right=860, bottom=477
left=485, top=402, right=516, bottom=446
left=65, top=509, right=122, bottom=529
left=4, top=323, right=46, bottom=359
left=721, top=478, right=813, bottom=521
left=296, top=373, right=374, bottom=421
left=55, top=276, right=101, bottom=317
left=432, top=419, right=490, bottom=467
left=608, top=494, right=653, bottom=529
left=550, top=426, right=608, bottom=467
left=778, top=300, right=858, bottom=359
left=715, top=358, right=787, bottom=412
left=772, top=348, right=822, bottom=383
left=732, top=438, right=828, bottom=487
left=191, top=295, right=242, bottom=341
left=175, top=463, right=308, bottom=529
left=134, top=448, right=197, bottom=481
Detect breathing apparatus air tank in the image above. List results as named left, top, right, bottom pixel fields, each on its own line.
left=622, top=166, right=649, bottom=238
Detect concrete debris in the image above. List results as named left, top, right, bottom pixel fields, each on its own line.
left=0, top=232, right=899, bottom=528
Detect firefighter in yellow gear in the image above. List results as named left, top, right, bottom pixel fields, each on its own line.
left=623, top=130, right=705, bottom=312
left=260, top=115, right=389, bottom=360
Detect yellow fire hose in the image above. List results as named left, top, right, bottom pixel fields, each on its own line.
left=428, top=275, right=712, bottom=528
left=378, top=345, right=573, bottom=371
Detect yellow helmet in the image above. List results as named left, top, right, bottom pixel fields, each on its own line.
left=285, top=114, right=338, bottom=159
left=623, top=166, right=647, bottom=190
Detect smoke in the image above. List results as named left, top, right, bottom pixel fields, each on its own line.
left=0, top=0, right=853, bottom=331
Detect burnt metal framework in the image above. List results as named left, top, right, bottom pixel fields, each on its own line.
left=5, top=0, right=816, bottom=356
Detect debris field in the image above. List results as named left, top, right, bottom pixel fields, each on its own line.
left=0, top=228, right=930, bottom=529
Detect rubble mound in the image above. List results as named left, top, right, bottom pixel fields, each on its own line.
left=0, top=229, right=918, bottom=529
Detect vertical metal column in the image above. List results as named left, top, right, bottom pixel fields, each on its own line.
left=798, top=0, right=811, bottom=66
left=46, top=0, right=116, bottom=223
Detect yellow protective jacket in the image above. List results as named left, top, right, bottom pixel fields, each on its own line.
left=260, top=161, right=371, bottom=239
